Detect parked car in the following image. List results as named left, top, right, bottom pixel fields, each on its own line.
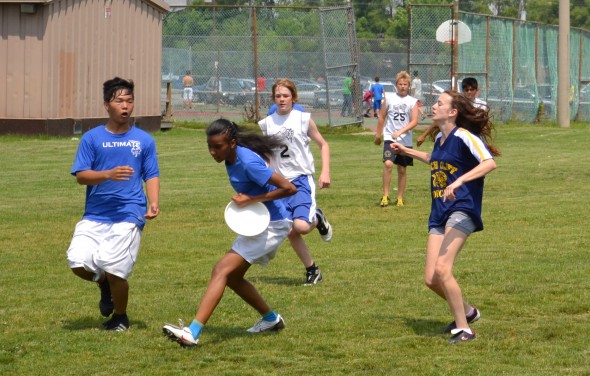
left=296, top=82, right=322, bottom=105
left=362, top=80, right=396, bottom=96
left=200, top=77, right=254, bottom=106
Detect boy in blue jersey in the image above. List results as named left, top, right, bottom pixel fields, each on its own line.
left=66, top=77, right=160, bottom=331
left=391, top=90, right=500, bottom=344
left=370, top=76, right=385, bottom=117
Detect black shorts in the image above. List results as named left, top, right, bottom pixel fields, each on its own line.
left=383, top=140, right=413, bottom=167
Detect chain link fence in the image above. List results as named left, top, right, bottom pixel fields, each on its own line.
left=409, top=4, right=590, bottom=123
left=162, top=5, right=359, bottom=126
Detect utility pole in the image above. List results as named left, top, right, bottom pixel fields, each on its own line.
left=557, top=0, right=570, bottom=127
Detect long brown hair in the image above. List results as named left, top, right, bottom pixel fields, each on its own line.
left=441, top=90, right=501, bottom=157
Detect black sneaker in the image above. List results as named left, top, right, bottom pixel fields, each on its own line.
left=304, top=268, right=323, bottom=286
left=103, top=313, right=129, bottom=331
left=315, top=208, right=333, bottom=242
left=98, top=280, right=114, bottom=317
left=448, top=330, right=476, bottom=344
left=444, top=306, right=480, bottom=333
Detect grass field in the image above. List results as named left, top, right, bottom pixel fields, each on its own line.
left=1, top=124, right=589, bottom=375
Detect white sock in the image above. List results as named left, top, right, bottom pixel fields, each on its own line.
left=451, top=328, right=473, bottom=335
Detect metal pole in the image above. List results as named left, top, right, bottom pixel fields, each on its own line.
left=557, top=0, right=570, bottom=127
left=252, top=4, right=260, bottom=120
left=452, top=0, right=459, bottom=90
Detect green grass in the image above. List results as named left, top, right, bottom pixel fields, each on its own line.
left=1, top=124, right=589, bottom=375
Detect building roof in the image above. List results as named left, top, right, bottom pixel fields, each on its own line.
left=0, top=0, right=169, bottom=13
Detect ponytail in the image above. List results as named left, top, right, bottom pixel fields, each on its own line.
left=206, top=118, right=284, bottom=159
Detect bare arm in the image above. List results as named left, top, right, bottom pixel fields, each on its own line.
left=307, top=118, right=331, bottom=189
left=444, top=158, right=496, bottom=202
left=232, top=172, right=297, bottom=207
left=390, top=143, right=431, bottom=165
left=145, top=177, right=160, bottom=219
left=417, top=124, right=437, bottom=146
left=75, top=166, right=135, bottom=185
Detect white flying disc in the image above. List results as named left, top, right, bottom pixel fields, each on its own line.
left=224, top=201, right=270, bottom=236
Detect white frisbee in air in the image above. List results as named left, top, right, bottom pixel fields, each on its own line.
left=224, top=201, right=270, bottom=236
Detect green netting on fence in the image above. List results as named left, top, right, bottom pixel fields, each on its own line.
left=410, top=6, right=590, bottom=123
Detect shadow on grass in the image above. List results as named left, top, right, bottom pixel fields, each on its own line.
left=62, top=316, right=148, bottom=331
left=253, top=275, right=303, bottom=286
left=200, top=325, right=281, bottom=345
left=401, top=317, right=448, bottom=337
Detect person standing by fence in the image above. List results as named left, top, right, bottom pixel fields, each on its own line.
left=182, top=70, right=194, bottom=111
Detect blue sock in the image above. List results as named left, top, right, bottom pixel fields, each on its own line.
left=188, top=320, right=203, bottom=339
left=262, top=310, right=278, bottom=322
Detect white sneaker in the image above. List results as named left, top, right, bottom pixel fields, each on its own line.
left=315, top=208, right=333, bottom=242
left=246, top=314, right=285, bottom=333
left=163, top=321, right=199, bottom=347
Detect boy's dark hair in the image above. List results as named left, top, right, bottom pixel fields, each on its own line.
left=413, top=71, right=419, bottom=76
left=461, top=77, right=479, bottom=90
left=374, top=76, right=380, bottom=82
left=103, top=77, right=134, bottom=103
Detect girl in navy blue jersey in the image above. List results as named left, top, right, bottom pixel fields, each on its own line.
left=391, top=90, right=500, bottom=344
left=163, top=119, right=297, bottom=347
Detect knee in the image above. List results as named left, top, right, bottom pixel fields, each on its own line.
left=291, top=220, right=313, bottom=235
left=433, top=264, right=452, bottom=284
left=383, top=161, right=394, bottom=171
left=424, top=274, right=439, bottom=290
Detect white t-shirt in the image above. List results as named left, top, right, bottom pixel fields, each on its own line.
left=383, top=93, right=418, bottom=147
left=411, top=77, right=423, bottom=100
left=473, top=97, right=487, bottom=109
left=258, top=110, right=315, bottom=181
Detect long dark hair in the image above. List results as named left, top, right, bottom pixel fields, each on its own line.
left=435, top=90, right=501, bottom=157
left=206, top=118, right=284, bottom=160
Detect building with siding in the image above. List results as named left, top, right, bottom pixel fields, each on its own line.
left=0, top=0, right=169, bottom=135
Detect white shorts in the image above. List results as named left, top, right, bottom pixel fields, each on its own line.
left=66, top=220, right=142, bottom=280
left=231, top=219, right=292, bottom=266
left=183, top=87, right=193, bottom=101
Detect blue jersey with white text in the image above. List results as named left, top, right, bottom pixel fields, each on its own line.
left=428, top=127, right=493, bottom=232
left=71, top=125, right=160, bottom=229
left=226, top=146, right=289, bottom=221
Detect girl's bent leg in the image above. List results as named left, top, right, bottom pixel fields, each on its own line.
left=195, top=251, right=251, bottom=325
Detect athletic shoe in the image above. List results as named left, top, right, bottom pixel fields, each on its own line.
left=304, top=268, right=323, bottom=286
left=448, top=330, right=476, bottom=344
left=364, top=113, right=370, bottom=118
left=396, top=198, right=404, bottom=207
left=380, top=196, right=389, bottom=207
left=374, top=113, right=378, bottom=118
left=444, top=306, right=481, bottom=333
left=247, top=314, right=285, bottom=333
left=163, top=321, right=199, bottom=347
left=316, top=208, right=333, bottom=242
left=98, top=280, right=114, bottom=317
left=103, top=313, right=129, bottom=331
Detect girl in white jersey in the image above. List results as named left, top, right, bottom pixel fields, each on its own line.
left=374, top=71, right=419, bottom=207
left=258, top=78, right=333, bottom=286
left=391, top=90, right=500, bottom=344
